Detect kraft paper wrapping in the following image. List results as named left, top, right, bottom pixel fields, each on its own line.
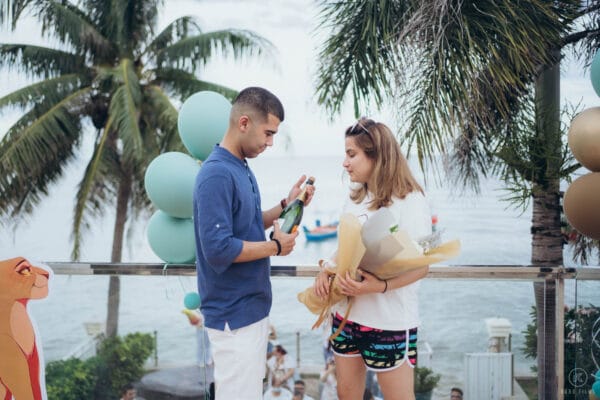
left=297, top=212, right=461, bottom=328
left=297, top=213, right=365, bottom=316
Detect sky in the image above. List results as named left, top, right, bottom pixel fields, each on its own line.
left=1, top=0, right=597, bottom=158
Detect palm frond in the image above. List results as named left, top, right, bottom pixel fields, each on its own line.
left=315, top=0, right=407, bottom=116
left=449, top=126, right=495, bottom=193
left=111, top=0, right=161, bottom=56
left=568, top=0, right=600, bottom=62
left=71, top=122, right=118, bottom=260
left=568, top=232, right=600, bottom=265
left=396, top=0, right=576, bottom=181
left=153, top=67, right=238, bottom=101
left=35, top=1, right=115, bottom=62
left=0, top=0, right=40, bottom=29
left=0, top=73, right=89, bottom=111
left=155, top=29, right=274, bottom=73
left=108, top=59, right=143, bottom=168
left=143, top=85, right=185, bottom=153
left=144, top=16, right=201, bottom=56
left=315, top=0, right=578, bottom=169
left=0, top=87, right=90, bottom=221
left=0, top=44, right=84, bottom=79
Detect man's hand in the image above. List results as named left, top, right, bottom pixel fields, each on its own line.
left=271, top=220, right=298, bottom=256
left=287, top=175, right=315, bottom=206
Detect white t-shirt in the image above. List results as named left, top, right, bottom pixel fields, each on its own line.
left=263, top=387, right=293, bottom=400
left=320, top=369, right=338, bottom=400
left=267, top=354, right=296, bottom=390
left=331, top=191, right=431, bottom=331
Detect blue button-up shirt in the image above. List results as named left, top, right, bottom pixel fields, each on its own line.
left=193, top=145, right=271, bottom=330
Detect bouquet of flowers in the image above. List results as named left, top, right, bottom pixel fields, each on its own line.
left=297, top=209, right=460, bottom=330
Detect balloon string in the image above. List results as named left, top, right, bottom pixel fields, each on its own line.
left=162, top=263, right=171, bottom=299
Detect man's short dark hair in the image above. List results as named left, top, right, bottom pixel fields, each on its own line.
left=451, top=387, right=463, bottom=396
left=294, top=379, right=305, bottom=386
left=121, top=383, right=135, bottom=394
left=233, top=87, right=284, bottom=122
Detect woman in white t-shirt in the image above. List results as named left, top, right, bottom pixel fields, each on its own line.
left=266, top=344, right=296, bottom=391
left=313, top=118, right=431, bottom=400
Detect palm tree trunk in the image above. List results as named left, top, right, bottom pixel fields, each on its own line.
left=106, top=173, right=132, bottom=338
left=532, top=49, right=562, bottom=400
left=532, top=187, right=562, bottom=400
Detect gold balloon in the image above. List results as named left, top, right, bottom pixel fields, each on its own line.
left=568, top=107, right=600, bottom=172
left=590, top=390, right=600, bottom=400
left=564, top=173, right=600, bottom=240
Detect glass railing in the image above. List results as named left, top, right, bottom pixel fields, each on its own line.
left=23, top=263, right=600, bottom=400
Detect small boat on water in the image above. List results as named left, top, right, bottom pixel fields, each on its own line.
left=303, top=220, right=338, bottom=242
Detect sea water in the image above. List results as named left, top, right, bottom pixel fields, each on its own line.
left=4, top=155, right=599, bottom=396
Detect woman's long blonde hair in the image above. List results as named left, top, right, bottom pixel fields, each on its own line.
left=346, top=118, right=423, bottom=210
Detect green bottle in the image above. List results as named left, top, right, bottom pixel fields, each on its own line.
left=279, top=176, right=315, bottom=234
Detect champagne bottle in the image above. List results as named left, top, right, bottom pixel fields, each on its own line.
left=278, top=176, right=315, bottom=234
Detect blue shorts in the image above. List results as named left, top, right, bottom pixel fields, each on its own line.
left=330, top=313, right=418, bottom=371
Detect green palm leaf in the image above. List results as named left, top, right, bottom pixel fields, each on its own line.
left=315, top=0, right=407, bottom=115
left=144, top=16, right=201, bottom=56
left=0, top=73, right=89, bottom=110
left=110, top=0, right=161, bottom=55
left=153, top=67, right=238, bottom=100
left=109, top=59, right=143, bottom=167
left=0, top=87, right=90, bottom=219
left=0, top=0, right=40, bottom=29
left=0, top=44, right=84, bottom=79
left=35, top=1, right=115, bottom=61
left=71, top=119, right=116, bottom=260
left=143, top=85, right=184, bottom=154
left=156, top=29, right=274, bottom=72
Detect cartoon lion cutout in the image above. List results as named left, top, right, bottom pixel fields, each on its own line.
left=0, top=257, right=51, bottom=400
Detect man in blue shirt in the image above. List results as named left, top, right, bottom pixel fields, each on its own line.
left=193, top=87, right=314, bottom=399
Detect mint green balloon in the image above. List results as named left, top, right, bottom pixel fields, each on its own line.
left=144, top=152, right=200, bottom=218
left=147, top=211, right=196, bottom=263
left=178, top=91, right=231, bottom=160
left=592, top=49, right=600, bottom=97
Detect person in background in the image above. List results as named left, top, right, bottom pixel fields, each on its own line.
left=293, top=380, right=314, bottom=400
left=267, top=344, right=296, bottom=391
left=263, top=376, right=293, bottom=400
left=450, top=387, right=463, bottom=399
left=119, top=383, right=137, bottom=400
left=182, top=308, right=213, bottom=367
left=193, top=86, right=315, bottom=400
left=313, top=118, right=431, bottom=400
left=267, top=324, right=278, bottom=360
left=320, top=356, right=338, bottom=400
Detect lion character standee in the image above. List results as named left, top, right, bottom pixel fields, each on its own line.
left=0, top=257, right=51, bottom=400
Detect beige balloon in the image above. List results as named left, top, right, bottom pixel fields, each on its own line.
left=563, top=172, right=600, bottom=240
left=568, top=107, right=600, bottom=172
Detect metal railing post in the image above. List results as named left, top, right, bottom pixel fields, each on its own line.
left=153, top=330, right=158, bottom=367
left=296, top=331, right=301, bottom=369
left=556, top=269, right=565, bottom=400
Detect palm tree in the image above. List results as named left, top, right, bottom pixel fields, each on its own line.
left=0, top=0, right=273, bottom=337
left=313, top=1, right=600, bottom=398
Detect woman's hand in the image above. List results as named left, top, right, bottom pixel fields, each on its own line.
left=314, top=268, right=333, bottom=299
left=337, top=268, right=385, bottom=297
